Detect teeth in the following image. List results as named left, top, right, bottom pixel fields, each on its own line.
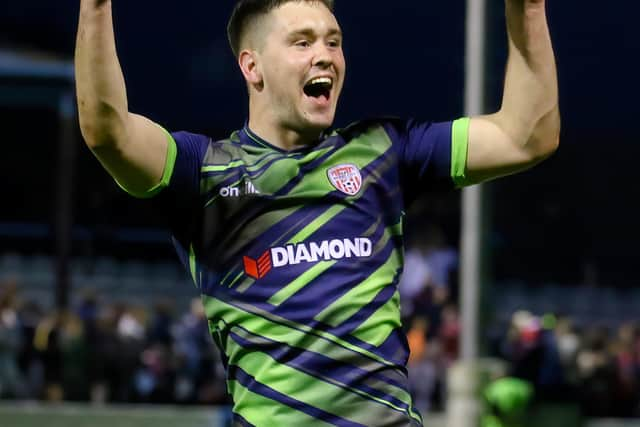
left=310, top=77, right=332, bottom=86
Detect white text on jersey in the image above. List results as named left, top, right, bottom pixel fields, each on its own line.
left=272, top=237, right=372, bottom=267
left=219, top=181, right=260, bottom=198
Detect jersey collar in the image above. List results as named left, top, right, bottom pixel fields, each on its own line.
left=240, top=122, right=331, bottom=154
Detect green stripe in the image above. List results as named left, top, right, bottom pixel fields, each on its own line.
left=289, top=204, right=347, bottom=244
left=235, top=277, right=257, bottom=293
left=244, top=130, right=270, bottom=148
left=203, top=296, right=396, bottom=368
left=253, top=148, right=333, bottom=194
left=188, top=244, right=198, bottom=287
left=230, top=326, right=415, bottom=420
left=201, top=151, right=281, bottom=194
left=201, top=160, right=245, bottom=173
left=202, top=296, right=415, bottom=410
left=228, top=271, right=245, bottom=288
left=451, top=117, right=471, bottom=188
left=229, top=381, right=334, bottom=427
left=221, top=268, right=238, bottom=286
left=313, top=250, right=399, bottom=327
left=228, top=340, right=412, bottom=422
left=268, top=261, right=336, bottom=306
left=158, top=129, right=178, bottom=191
left=351, top=290, right=401, bottom=346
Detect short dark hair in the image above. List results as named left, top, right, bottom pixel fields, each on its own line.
left=227, top=0, right=335, bottom=58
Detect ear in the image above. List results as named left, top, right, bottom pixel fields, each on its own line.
left=239, top=49, right=263, bottom=88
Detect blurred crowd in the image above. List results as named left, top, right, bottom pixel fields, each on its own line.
left=1, top=237, right=640, bottom=420
left=400, top=233, right=640, bottom=418
left=0, top=278, right=228, bottom=405
left=490, top=312, right=640, bottom=418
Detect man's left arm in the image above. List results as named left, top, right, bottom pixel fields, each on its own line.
left=464, top=0, right=560, bottom=184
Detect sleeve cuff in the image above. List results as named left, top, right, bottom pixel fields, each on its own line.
left=450, top=117, right=471, bottom=188
left=115, top=128, right=178, bottom=199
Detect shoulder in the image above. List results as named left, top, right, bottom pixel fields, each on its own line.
left=171, top=130, right=246, bottom=163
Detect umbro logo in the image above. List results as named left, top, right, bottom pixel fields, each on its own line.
left=219, top=181, right=260, bottom=198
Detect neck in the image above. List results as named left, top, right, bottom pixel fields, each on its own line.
left=248, top=99, right=323, bottom=151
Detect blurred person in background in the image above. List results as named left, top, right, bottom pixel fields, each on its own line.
left=33, top=309, right=90, bottom=401
left=499, top=311, right=567, bottom=401
left=16, top=298, right=45, bottom=398
left=135, top=341, right=175, bottom=403
left=58, top=310, right=90, bottom=401
left=147, top=300, right=175, bottom=348
left=0, top=279, right=26, bottom=398
left=575, top=325, right=617, bottom=416
left=172, top=298, right=222, bottom=404
left=554, top=317, right=580, bottom=379
left=114, top=304, right=147, bottom=402
left=422, top=225, right=458, bottom=301
left=399, top=239, right=433, bottom=320
left=406, top=317, right=441, bottom=414
left=74, top=0, right=559, bottom=424
left=438, top=304, right=460, bottom=368
left=610, top=322, right=639, bottom=417
left=88, top=300, right=121, bottom=403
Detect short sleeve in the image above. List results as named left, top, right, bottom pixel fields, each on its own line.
left=154, top=131, right=209, bottom=243
left=383, top=117, right=470, bottom=201
left=164, top=131, right=209, bottom=203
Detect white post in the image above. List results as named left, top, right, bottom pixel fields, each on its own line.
left=448, top=0, right=488, bottom=426
left=461, top=0, right=487, bottom=363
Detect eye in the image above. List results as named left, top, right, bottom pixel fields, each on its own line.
left=295, top=40, right=311, bottom=48
left=327, top=39, right=342, bottom=48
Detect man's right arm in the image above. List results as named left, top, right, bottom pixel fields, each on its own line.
left=75, top=0, right=170, bottom=197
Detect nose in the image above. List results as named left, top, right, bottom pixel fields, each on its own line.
left=312, top=43, right=333, bottom=69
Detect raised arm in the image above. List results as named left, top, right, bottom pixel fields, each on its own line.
left=464, top=0, right=560, bottom=184
left=75, top=0, right=170, bottom=197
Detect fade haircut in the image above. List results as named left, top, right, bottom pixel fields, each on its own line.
left=227, top=0, right=335, bottom=58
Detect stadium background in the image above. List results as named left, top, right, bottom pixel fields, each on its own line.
left=1, top=0, right=639, bottom=426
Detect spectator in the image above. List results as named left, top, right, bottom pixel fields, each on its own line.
left=0, top=279, right=25, bottom=398
left=576, top=326, right=617, bottom=417
left=407, top=317, right=439, bottom=414
left=399, top=242, right=432, bottom=319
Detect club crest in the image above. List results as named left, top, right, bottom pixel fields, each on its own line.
left=327, top=164, right=362, bottom=196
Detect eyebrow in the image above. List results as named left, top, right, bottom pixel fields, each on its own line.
left=287, top=27, right=343, bottom=39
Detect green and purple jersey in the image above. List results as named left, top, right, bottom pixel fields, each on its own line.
left=137, top=117, right=470, bottom=426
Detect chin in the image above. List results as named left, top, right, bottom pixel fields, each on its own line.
left=304, top=113, right=335, bottom=132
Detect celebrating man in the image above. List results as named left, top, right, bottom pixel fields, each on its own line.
left=75, top=0, right=559, bottom=425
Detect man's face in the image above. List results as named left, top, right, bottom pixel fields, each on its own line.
left=254, top=2, right=345, bottom=134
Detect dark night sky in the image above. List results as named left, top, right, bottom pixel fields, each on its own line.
left=3, top=1, right=637, bottom=131
left=1, top=1, right=638, bottom=285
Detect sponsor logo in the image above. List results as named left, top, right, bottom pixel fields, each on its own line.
left=243, top=237, right=372, bottom=280
left=243, top=250, right=272, bottom=280
left=219, top=181, right=260, bottom=198
left=327, top=164, right=362, bottom=196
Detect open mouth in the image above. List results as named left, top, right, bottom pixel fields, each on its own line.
left=303, top=77, right=333, bottom=102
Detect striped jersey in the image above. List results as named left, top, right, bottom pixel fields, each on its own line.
left=149, top=117, right=470, bottom=426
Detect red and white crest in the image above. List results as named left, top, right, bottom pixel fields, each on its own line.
left=327, top=164, right=362, bottom=196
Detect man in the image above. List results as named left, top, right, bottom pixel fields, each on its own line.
left=75, top=0, right=559, bottom=425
